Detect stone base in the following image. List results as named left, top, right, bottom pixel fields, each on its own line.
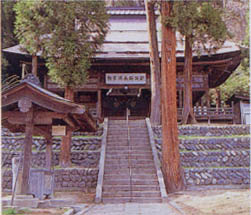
left=13, top=195, right=40, bottom=208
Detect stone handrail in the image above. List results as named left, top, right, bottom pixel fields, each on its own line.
left=95, top=118, right=108, bottom=203
left=145, top=118, right=168, bottom=202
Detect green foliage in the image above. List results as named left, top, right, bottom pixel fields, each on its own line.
left=218, top=9, right=250, bottom=102
left=165, top=2, right=230, bottom=55
left=14, top=1, right=49, bottom=55
left=2, top=208, right=17, bottom=215
left=240, top=10, right=250, bottom=71
left=219, top=67, right=250, bottom=102
left=2, top=1, right=18, bottom=48
left=2, top=1, right=18, bottom=79
left=14, top=1, right=109, bottom=88
left=2, top=208, right=29, bottom=215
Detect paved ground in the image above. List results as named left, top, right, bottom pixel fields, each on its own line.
left=76, top=202, right=182, bottom=215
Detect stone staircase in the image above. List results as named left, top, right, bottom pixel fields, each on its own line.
left=102, top=119, right=162, bottom=203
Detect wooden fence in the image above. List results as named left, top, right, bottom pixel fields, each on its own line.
left=178, top=106, right=234, bottom=123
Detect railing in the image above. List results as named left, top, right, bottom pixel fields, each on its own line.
left=178, top=106, right=234, bottom=123
left=126, top=108, right=133, bottom=202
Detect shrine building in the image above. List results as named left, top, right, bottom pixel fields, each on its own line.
left=3, top=7, right=241, bottom=121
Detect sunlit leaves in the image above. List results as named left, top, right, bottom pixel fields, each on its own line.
left=14, top=1, right=109, bottom=88
left=165, top=2, right=230, bottom=55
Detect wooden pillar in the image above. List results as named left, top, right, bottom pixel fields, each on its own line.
left=60, top=128, right=72, bottom=167
left=32, top=55, right=38, bottom=76
left=205, top=88, right=210, bottom=108
left=60, top=87, right=74, bottom=167
left=179, top=90, right=183, bottom=108
left=45, top=134, right=53, bottom=170
left=97, top=90, right=102, bottom=121
left=43, top=74, right=48, bottom=89
left=21, top=108, right=34, bottom=194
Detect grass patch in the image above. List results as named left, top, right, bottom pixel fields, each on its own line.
left=2, top=208, right=30, bottom=215
left=178, top=134, right=251, bottom=140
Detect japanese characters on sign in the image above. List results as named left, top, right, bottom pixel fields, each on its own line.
left=106, top=73, right=146, bottom=85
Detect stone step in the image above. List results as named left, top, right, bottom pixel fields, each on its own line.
left=103, top=179, right=159, bottom=186
left=106, top=154, right=153, bottom=160
left=104, top=168, right=156, bottom=175
left=103, top=184, right=160, bottom=192
left=108, top=127, right=147, bottom=130
left=104, top=163, right=156, bottom=169
left=106, top=143, right=150, bottom=148
left=104, top=173, right=157, bottom=180
left=102, top=191, right=161, bottom=198
left=105, top=159, right=154, bottom=166
left=106, top=146, right=152, bottom=155
left=105, top=158, right=153, bottom=163
left=107, top=136, right=149, bottom=140
left=102, top=197, right=162, bottom=204
left=106, top=146, right=151, bottom=151
left=107, top=138, right=149, bottom=143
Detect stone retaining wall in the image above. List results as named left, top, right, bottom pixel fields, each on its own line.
left=2, top=133, right=102, bottom=192
left=3, top=151, right=100, bottom=169
left=2, top=136, right=102, bottom=152
left=2, top=168, right=98, bottom=192
left=185, top=168, right=249, bottom=186
left=181, top=151, right=249, bottom=168
left=1, top=127, right=103, bottom=137
left=155, top=137, right=250, bottom=152
left=153, top=126, right=250, bottom=187
left=153, top=125, right=251, bottom=138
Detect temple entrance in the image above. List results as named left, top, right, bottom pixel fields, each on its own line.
left=102, top=89, right=150, bottom=119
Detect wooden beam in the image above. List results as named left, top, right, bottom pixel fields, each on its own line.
left=92, top=58, right=232, bottom=66
left=20, top=61, right=45, bottom=66
left=3, top=111, right=66, bottom=125
left=63, top=115, right=78, bottom=129
left=33, top=126, right=51, bottom=140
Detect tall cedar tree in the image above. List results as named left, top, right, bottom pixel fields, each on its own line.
left=145, top=0, right=161, bottom=125
left=14, top=1, right=109, bottom=167
left=161, top=1, right=185, bottom=193
left=2, top=0, right=18, bottom=79
left=165, top=2, right=229, bottom=124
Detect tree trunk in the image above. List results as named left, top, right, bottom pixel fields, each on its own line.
left=59, top=86, right=74, bottom=167
left=21, top=108, right=34, bottom=194
left=161, top=1, right=185, bottom=193
left=32, top=55, right=38, bottom=76
left=182, top=36, right=197, bottom=124
left=145, top=0, right=161, bottom=126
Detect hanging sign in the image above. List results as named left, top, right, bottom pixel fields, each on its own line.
left=106, top=73, right=146, bottom=85
left=52, top=126, right=66, bottom=136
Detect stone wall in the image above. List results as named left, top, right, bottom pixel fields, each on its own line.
left=2, top=168, right=98, bottom=192
left=3, top=151, right=100, bottom=169
left=153, top=125, right=250, bottom=187
left=2, top=136, right=101, bottom=152
left=153, top=125, right=250, bottom=138
left=1, top=131, right=102, bottom=192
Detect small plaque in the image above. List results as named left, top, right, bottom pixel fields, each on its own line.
left=52, top=126, right=66, bottom=136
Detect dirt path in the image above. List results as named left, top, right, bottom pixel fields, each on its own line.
left=168, top=189, right=250, bottom=215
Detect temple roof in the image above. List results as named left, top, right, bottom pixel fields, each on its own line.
left=2, top=80, right=97, bottom=133
left=2, top=7, right=241, bottom=89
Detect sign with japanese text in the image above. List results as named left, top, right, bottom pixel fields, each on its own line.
left=106, top=73, right=146, bottom=85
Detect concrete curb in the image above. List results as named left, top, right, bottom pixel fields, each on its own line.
left=146, top=118, right=168, bottom=202
left=95, top=118, right=108, bottom=203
